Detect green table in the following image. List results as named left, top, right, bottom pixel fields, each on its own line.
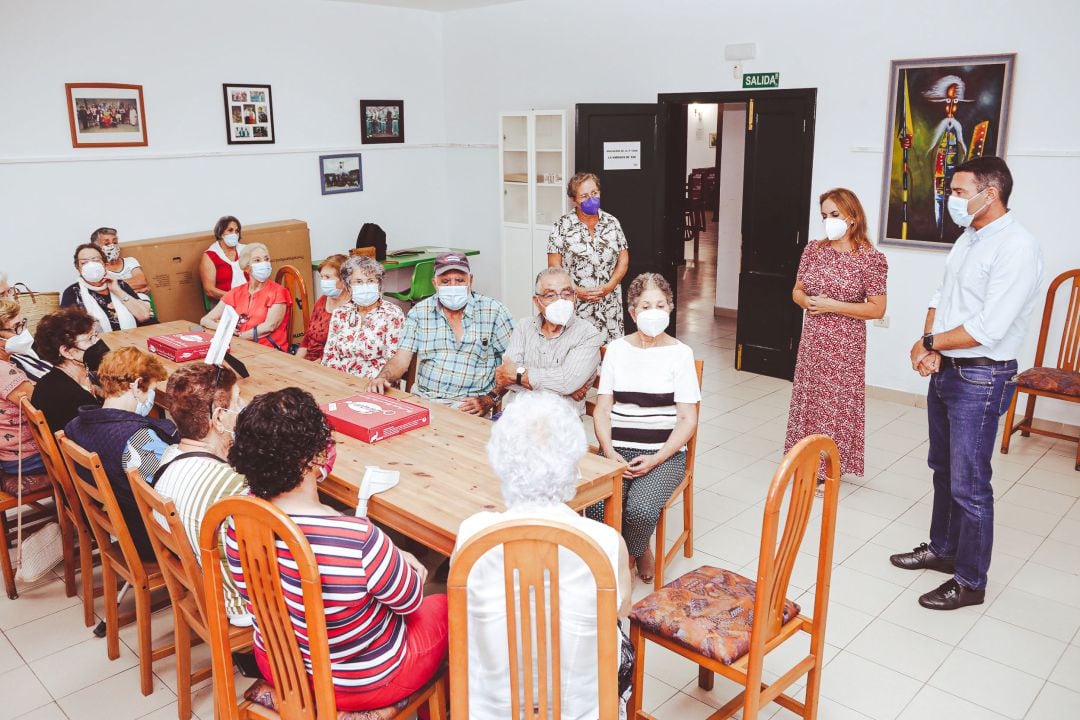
left=311, top=246, right=479, bottom=270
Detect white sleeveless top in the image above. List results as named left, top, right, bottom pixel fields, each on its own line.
left=105, top=256, right=141, bottom=282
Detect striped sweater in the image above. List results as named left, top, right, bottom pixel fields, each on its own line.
left=225, top=514, right=423, bottom=690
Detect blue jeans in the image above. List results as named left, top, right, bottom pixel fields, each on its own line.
left=927, top=360, right=1018, bottom=590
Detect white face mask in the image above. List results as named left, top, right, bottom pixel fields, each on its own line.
left=250, top=261, right=272, bottom=282
left=135, top=386, right=156, bottom=416
left=222, top=233, right=240, bottom=248
left=437, top=285, right=469, bottom=311
left=102, top=244, right=121, bottom=262
left=947, top=189, right=989, bottom=228
left=542, top=298, right=574, bottom=326
left=320, top=278, right=342, bottom=298
left=823, top=217, right=849, bottom=242
left=351, top=283, right=381, bottom=307
left=81, top=261, right=107, bottom=285
left=5, top=329, right=33, bottom=355
left=635, top=308, right=670, bottom=337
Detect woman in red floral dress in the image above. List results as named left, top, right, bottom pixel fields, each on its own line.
left=786, top=188, right=888, bottom=485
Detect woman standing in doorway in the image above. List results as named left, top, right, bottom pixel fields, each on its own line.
left=547, top=172, right=630, bottom=344
left=786, top=188, right=888, bottom=489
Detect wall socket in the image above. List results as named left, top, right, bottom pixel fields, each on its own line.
left=873, top=316, right=890, bottom=328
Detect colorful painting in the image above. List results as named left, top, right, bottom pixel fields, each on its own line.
left=878, top=54, right=1015, bottom=249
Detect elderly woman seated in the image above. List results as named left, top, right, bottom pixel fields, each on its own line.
left=295, top=253, right=349, bottom=362
left=321, top=255, right=405, bottom=378
left=0, top=299, right=48, bottom=489
left=91, top=226, right=153, bottom=298
left=64, top=347, right=179, bottom=561
left=226, top=387, right=447, bottom=710
left=30, top=307, right=103, bottom=432
left=200, top=242, right=291, bottom=351
left=453, top=391, right=634, bottom=718
left=61, top=243, right=156, bottom=333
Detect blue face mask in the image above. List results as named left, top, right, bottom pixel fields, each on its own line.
left=580, top=196, right=601, bottom=215
left=351, top=283, right=381, bottom=307
left=320, top=278, right=342, bottom=298
left=135, top=386, right=156, bottom=417
left=438, top=285, right=469, bottom=311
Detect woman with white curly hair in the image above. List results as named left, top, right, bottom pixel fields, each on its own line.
left=453, top=391, right=633, bottom=718
left=321, top=254, right=405, bottom=378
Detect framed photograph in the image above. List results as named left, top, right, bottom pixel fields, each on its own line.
left=879, top=54, right=1015, bottom=249
left=222, top=83, right=275, bottom=144
left=320, top=153, right=363, bottom=195
left=708, top=132, right=717, bottom=148
left=65, top=83, right=148, bottom=148
left=360, top=100, right=404, bottom=144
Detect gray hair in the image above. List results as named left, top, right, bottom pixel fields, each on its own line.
left=626, top=272, right=673, bottom=311
left=487, top=392, right=586, bottom=508
left=340, top=255, right=384, bottom=288
left=533, top=266, right=575, bottom=295
left=238, top=242, right=269, bottom=270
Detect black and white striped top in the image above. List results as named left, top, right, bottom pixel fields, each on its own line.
left=598, top=337, right=700, bottom=451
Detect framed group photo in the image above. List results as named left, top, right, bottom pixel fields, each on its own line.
left=878, top=53, right=1016, bottom=249
left=319, top=153, right=363, bottom=195
left=360, top=100, right=404, bottom=144
left=65, top=83, right=148, bottom=148
left=223, top=83, right=275, bottom=144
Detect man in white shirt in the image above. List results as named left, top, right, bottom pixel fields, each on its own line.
left=890, top=157, right=1044, bottom=610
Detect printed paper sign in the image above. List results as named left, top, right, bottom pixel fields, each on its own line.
left=603, top=141, right=641, bottom=170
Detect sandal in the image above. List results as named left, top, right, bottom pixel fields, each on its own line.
left=814, top=485, right=825, bottom=499
left=637, top=547, right=656, bottom=583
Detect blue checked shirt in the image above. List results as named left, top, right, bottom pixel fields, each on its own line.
left=401, top=292, right=515, bottom=401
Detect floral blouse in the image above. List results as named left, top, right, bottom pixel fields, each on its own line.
left=299, top=295, right=334, bottom=362
left=322, top=300, right=406, bottom=379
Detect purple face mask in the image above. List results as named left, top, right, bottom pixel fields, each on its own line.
left=580, top=196, right=601, bottom=215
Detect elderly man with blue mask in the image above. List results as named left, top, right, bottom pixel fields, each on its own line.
left=371, top=252, right=514, bottom=416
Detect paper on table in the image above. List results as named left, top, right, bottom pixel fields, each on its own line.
left=355, top=466, right=400, bottom=517
left=205, top=305, right=239, bottom=366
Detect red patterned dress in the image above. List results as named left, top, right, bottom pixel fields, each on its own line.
left=785, top=240, right=888, bottom=477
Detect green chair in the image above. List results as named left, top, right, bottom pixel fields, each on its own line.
left=384, top=260, right=436, bottom=305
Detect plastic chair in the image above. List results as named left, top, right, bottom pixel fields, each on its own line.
left=128, top=468, right=252, bottom=720
left=1001, top=268, right=1080, bottom=470
left=628, top=435, right=841, bottom=720
left=384, top=260, right=436, bottom=305
left=448, top=519, right=621, bottom=720
left=199, top=495, right=447, bottom=720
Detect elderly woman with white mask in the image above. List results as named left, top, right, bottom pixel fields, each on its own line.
left=201, top=242, right=291, bottom=351
left=321, top=255, right=405, bottom=378
left=589, top=272, right=700, bottom=583
left=453, top=391, right=634, bottom=719
left=61, top=243, right=155, bottom=333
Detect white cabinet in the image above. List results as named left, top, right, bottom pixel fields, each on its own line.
left=499, top=110, right=567, bottom=320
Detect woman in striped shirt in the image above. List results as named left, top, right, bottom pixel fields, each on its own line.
left=226, top=387, right=447, bottom=711
left=592, top=273, right=700, bottom=582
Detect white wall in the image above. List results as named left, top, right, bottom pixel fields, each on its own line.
left=442, top=0, right=1080, bottom=423
left=685, top=103, right=718, bottom=178
left=715, top=105, right=746, bottom=311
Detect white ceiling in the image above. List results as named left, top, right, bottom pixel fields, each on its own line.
left=329, top=0, right=521, bottom=12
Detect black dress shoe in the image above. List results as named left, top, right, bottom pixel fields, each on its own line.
left=918, top=578, right=985, bottom=610
left=889, top=542, right=956, bottom=574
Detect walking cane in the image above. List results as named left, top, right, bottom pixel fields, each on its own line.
left=92, top=581, right=132, bottom=638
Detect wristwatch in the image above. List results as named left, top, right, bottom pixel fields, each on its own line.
left=515, top=366, right=526, bottom=385
left=486, top=390, right=500, bottom=402
left=922, top=333, right=935, bottom=351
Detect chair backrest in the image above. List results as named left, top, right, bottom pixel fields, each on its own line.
left=447, top=519, right=620, bottom=720
left=1033, top=268, right=1080, bottom=372
left=200, top=495, right=337, bottom=720
left=349, top=246, right=377, bottom=259
left=274, top=264, right=309, bottom=331
left=21, top=398, right=80, bottom=519
left=56, top=430, right=149, bottom=579
left=128, top=467, right=210, bottom=627
left=409, top=260, right=436, bottom=301
left=750, top=435, right=839, bottom=651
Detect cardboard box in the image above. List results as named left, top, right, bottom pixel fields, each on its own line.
left=147, top=331, right=216, bottom=362
left=124, top=220, right=313, bottom=345
left=322, top=393, right=430, bottom=444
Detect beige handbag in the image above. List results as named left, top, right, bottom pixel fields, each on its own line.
left=11, top=283, right=61, bottom=334
left=12, top=402, right=63, bottom=584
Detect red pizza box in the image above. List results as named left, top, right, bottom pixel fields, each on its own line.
left=147, top=331, right=216, bottom=363
left=322, top=392, right=430, bottom=444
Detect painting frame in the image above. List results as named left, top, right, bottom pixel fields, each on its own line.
left=319, top=153, right=363, bottom=195
left=878, top=53, right=1016, bottom=250
left=222, top=83, right=275, bottom=145
left=360, top=100, right=405, bottom=144
left=65, top=83, right=148, bottom=148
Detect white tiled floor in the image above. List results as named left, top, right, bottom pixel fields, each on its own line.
left=2, top=227, right=1078, bottom=719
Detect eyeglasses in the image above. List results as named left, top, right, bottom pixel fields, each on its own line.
left=0, top=320, right=27, bottom=335
left=536, top=289, right=576, bottom=304
left=575, top=190, right=600, bottom=202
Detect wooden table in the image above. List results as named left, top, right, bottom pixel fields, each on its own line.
left=117, top=321, right=624, bottom=556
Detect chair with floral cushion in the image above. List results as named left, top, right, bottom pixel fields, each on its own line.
left=628, top=435, right=840, bottom=720
left=199, top=494, right=446, bottom=720
left=1001, top=268, right=1080, bottom=471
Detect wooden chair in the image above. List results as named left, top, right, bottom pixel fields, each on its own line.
left=448, top=519, right=620, bottom=720
left=199, top=495, right=447, bottom=720
left=56, top=431, right=175, bottom=696
left=628, top=435, right=840, bottom=720
left=274, top=264, right=310, bottom=332
left=0, top=473, right=54, bottom=600
left=350, top=246, right=377, bottom=259
left=128, top=468, right=252, bottom=720
left=1001, top=268, right=1080, bottom=470
left=21, top=398, right=101, bottom=622
left=585, top=349, right=704, bottom=590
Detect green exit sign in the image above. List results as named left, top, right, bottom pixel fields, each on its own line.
left=743, top=72, right=780, bottom=89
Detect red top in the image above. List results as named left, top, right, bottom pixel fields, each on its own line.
left=222, top=281, right=292, bottom=351
left=299, top=295, right=332, bottom=362
left=206, top=245, right=246, bottom=292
